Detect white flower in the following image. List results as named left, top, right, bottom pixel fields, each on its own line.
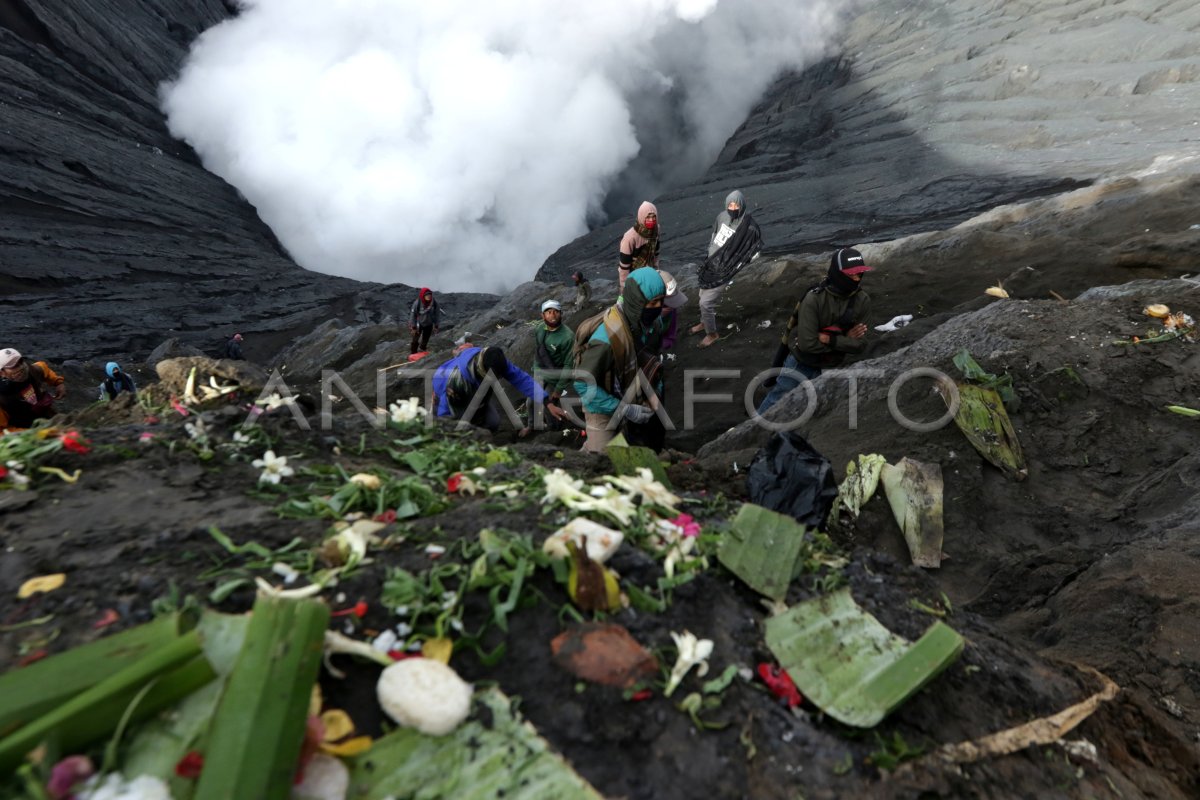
left=425, top=544, right=447, bottom=558
left=232, top=430, right=252, bottom=444
left=371, top=629, right=398, bottom=653
left=251, top=450, right=294, bottom=484
left=605, top=469, right=681, bottom=511
left=388, top=397, right=424, bottom=424
left=184, top=418, right=208, bottom=441
left=78, top=772, right=172, bottom=800
left=653, top=519, right=699, bottom=579
left=540, top=469, right=636, bottom=525
left=664, top=630, right=714, bottom=697
left=377, top=659, right=473, bottom=736
left=261, top=392, right=296, bottom=410
left=4, top=461, right=30, bottom=487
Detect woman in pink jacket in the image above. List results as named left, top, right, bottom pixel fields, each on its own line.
left=617, top=201, right=660, bottom=291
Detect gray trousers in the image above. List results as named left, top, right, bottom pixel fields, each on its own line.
left=699, top=285, right=726, bottom=335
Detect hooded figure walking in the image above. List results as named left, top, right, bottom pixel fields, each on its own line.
left=617, top=202, right=660, bottom=291
left=573, top=267, right=666, bottom=453
left=98, top=362, right=137, bottom=401
left=410, top=288, right=443, bottom=354
left=693, top=189, right=762, bottom=348
left=756, top=248, right=873, bottom=417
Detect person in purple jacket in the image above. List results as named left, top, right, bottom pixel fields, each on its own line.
left=431, top=346, right=566, bottom=432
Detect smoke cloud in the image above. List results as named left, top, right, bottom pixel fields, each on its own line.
left=162, top=0, right=852, bottom=291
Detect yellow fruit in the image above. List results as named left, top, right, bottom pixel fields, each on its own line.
left=1143, top=304, right=1170, bottom=318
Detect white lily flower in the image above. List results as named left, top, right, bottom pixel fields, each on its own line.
left=232, top=430, right=252, bottom=444
left=388, top=397, right=424, bottom=424
left=664, top=630, right=714, bottom=697
left=4, top=461, right=30, bottom=487
left=541, top=469, right=636, bottom=525
left=261, top=392, right=296, bottom=410
left=251, top=449, right=294, bottom=484
left=605, top=469, right=681, bottom=510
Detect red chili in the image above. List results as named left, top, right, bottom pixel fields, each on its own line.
left=446, top=473, right=464, bottom=493
left=93, top=609, right=120, bottom=629
left=17, top=650, right=48, bottom=667
left=331, top=601, right=368, bottom=618
left=60, top=431, right=91, bottom=454
left=629, top=689, right=653, bottom=702
left=373, top=509, right=397, bottom=523
left=756, top=663, right=803, bottom=708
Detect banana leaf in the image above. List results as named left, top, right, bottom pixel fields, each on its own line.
left=605, top=433, right=671, bottom=487
left=880, top=458, right=944, bottom=569
left=348, top=688, right=602, bottom=799
left=944, top=382, right=1027, bottom=481
left=764, top=588, right=964, bottom=728
left=717, top=504, right=809, bottom=601
left=834, top=454, right=887, bottom=521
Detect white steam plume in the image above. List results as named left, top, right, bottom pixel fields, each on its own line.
left=162, top=0, right=852, bottom=291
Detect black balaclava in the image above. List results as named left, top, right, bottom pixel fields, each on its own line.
left=826, top=251, right=861, bottom=296
left=641, top=306, right=662, bottom=326
left=478, top=347, right=507, bottom=378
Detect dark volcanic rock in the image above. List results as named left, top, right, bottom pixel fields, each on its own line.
left=0, top=0, right=495, bottom=364
left=538, top=0, right=1200, bottom=283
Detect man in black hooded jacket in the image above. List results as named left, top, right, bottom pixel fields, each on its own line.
left=757, top=248, right=873, bottom=416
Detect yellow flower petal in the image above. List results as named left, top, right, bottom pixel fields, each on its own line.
left=308, top=684, right=323, bottom=719
left=17, top=573, right=66, bottom=599
left=422, top=638, right=453, bottom=664
left=34, top=427, right=59, bottom=440
left=320, top=709, right=356, bottom=742
left=320, top=735, right=373, bottom=757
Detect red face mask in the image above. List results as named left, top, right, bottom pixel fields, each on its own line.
left=643, top=218, right=657, bottom=230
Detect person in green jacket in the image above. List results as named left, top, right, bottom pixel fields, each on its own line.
left=756, top=248, right=873, bottom=416
left=573, top=267, right=665, bottom=453
left=532, top=300, right=575, bottom=401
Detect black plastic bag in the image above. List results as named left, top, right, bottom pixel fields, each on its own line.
left=746, top=432, right=838, bottom=530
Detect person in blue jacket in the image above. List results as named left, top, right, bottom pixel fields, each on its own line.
left=98, top=362, right=137, bottom=401
left=431, top=346, right=566, bottom=432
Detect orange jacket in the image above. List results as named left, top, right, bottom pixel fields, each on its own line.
left=0, top=361, right=65, bottom=432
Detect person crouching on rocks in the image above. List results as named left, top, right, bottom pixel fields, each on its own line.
left=0, top=347, right=66, bottom=433
left=617, top=202, right=660, bottom=291
left=409, top=288, right=443, bottom=354
left=573, top=267, right=665, bottom=453
left=224, top=333, right=245, bottom=360
left=756, top=248, right=873, bottom=417
left=98, top=361, right=137, bottom=401
left=571, top=271, right=591, bottom=311
left=431, top=346, right=566, bottom=433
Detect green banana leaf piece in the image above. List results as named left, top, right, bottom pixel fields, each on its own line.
left=946, top=382, right=1028, bottom=481
left=765, top=588, right=964, bottom=728
left=834, top=454, right=887, bottom=520
left=952, top=348, right=1018, bottom=411
left=717, top=504, right=810, bottom=600
left=605, top=433, right=671, bottom=487
left=1166, top=404, right=1200, bottom=418
left=880, top=458, right=944, bottom=569
left=348, top=688, right=603, bottom=799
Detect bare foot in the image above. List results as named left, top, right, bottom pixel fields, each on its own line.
left=689, top=323, right=706, bottom=335
left=698, top=333, right=720, bottom=348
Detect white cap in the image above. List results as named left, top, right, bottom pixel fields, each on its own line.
left=0, top=348, right=21, bottom=369
left=541, top=300, right=562, bottom=312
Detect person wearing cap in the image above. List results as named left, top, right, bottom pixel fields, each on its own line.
left=409, top=288, right=444, bottom=354
left=573, top=267, right=666, bottom=453
left=223, top=333, right=245, bottom=360
left=756, top=247, right=874, bottom=417
left=431, top=346, right=566, bottom=433
left=692, top=189, right=761, bottom=349
left=0, top=348, right=66, bottom=432
left=617, top=201, right=660, bottom=291
left=98, top=361, right=137, bottom=401
left=571, top=271, right=591, bottom=311
left=531, top=300, right=575, bottom=401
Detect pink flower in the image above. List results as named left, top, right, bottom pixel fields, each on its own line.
left=670, top=513, right=701, bottom=538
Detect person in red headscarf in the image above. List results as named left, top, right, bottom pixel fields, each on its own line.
left=409, top=288, right=444, bottom=354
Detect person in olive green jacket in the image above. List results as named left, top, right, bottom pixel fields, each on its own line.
left=756, top=248, right=873, bottom=416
